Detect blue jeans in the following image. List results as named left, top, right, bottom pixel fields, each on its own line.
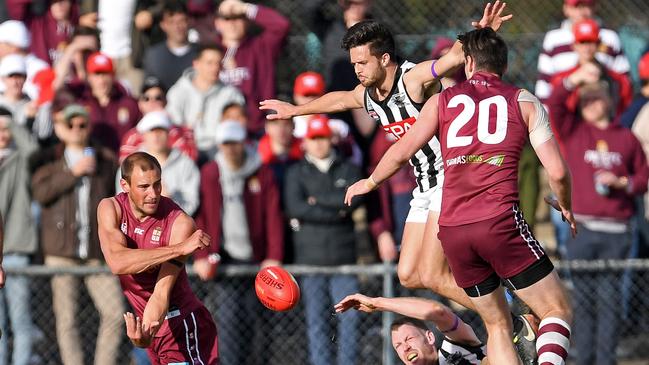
left=0, top=254, right=34, bottom=365
left=302, top=274, right=359, bottom=365
left=567, top=224, right=631, bottom=365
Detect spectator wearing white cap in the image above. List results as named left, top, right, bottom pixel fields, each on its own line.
left=0, top=54, right=51, bottom=141
left=115, top=110, right=200, bottom=216
left=0, top=20, right=48, bottom=101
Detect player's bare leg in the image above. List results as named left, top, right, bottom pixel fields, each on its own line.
left=418, top=211, right=476, bottom=311
left=469, top=286, right=522, bottom=364
left=514, top=271, right=572, bottom=365
left=397, top=222, right=427, bottom=289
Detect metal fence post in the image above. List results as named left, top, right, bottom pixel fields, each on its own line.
left=382, top=262, right=395, bottom=365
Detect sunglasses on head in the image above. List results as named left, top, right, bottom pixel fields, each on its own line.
left=141, top=94, right=165, bottom=102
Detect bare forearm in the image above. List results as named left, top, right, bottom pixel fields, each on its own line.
left=434, top=41, right=464, bottom=76
left=108, top=246, right=183, bottom=275
left=371, top=147, right=409, bottom=185
left=295, top=91, right=358, bottom=115
left=373, top=297, right=451, bottom=323
left=549, top=173, right=572, bottom=212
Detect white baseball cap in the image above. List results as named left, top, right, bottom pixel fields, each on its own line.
left=216, top=120, right=246, bottom=144
left=136, top=111, right=172, bottom=133
left=0, top=20, right=30, bottom=49
left=0, top=54, right=27, bottom=77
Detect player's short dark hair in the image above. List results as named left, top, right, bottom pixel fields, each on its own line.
left=195, top=44, right=225, bottom=60
left=391, top=316, right=430, bottom=332
left=121, top=152, right=161, bottom=184
left=341, top=21, right=396, bottom=61
left=457, top=28, right=508, bottom=77
left=162, top=0, right=188, bottom=18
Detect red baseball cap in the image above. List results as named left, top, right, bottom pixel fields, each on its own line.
left=86, top=52, right=114, bottom=74
left=305, top=115, right=332, bottom=139
left=639, top=53, right=649, bottom=80
left=564, top=0, right=595, bottom=6
left=573, top=19, right=600, bottom=43
left=294, top=71, right=325, bottom=97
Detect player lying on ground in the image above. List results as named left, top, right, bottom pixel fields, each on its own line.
left=335, top=293, right=487, bottom=365
left=260, top=1, right=511, bottom=311
left=345, top=27, right=575, bottom=365
left=98, top=152, right=218, bottom=364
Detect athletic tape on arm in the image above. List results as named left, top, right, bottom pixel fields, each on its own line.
left=518, top=89, right=554, bottom=149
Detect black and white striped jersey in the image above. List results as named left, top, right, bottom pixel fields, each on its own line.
left=364, top=60, right=443, bottom=192
left=438, top=337, right=486, bottom=365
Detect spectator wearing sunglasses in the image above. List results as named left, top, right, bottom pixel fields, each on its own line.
left=31, top=103, right=124, bottom=365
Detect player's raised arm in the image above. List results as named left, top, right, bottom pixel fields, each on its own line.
left=334, top=294, right=481, bottom=346
left=345, top=94, right=440, bottom=205
left=97, top=198, right=210, bottom=274
left=259, top=83, right=365, bottom=120
left=405, top=1, right=512, bottom=90
left=518, top=91, right=577, bottom=237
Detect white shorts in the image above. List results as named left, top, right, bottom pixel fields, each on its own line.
left=405, top=175, right=443, bottom=223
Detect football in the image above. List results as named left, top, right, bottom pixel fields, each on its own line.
left=255, top=266, right=301, bottom=312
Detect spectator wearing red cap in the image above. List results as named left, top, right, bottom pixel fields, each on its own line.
left=535, top=0, right=629, bottom=105
left=62, top=52, right=141, bottom=152
left=213, top=0, right=290, bottom=136
left=284, top=116, right=363, bottom=365
left=551, top=19, right=632, bottom=117
left=51, top=26, right=101, bottom=91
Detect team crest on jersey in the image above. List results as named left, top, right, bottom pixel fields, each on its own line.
left=120, top=222, right=127, bottom=234
left=393, top=92, right=406, bottom=106
left=134, top=227, right=145, bottom=235
left=151, top=227, right=162, bottom=243
left=383, top=117, right=416, bottom=139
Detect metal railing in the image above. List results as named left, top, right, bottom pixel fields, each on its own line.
left=2, top=260, right=649, bottom=364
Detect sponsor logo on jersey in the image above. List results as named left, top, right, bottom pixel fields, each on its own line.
left=151, top=227, right=162, bottom=243
left=134, top=227, right=145, bottom=235
left=367, top=108, right=380, bottom=121
left=382, top=117, right=416, bottom=139
left=446, top=154, right=506, bottom=167
left=120, top=222, right=127, bottom=234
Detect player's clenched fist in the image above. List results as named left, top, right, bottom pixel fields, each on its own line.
left=179, top=229, right=211, bottom=255
left=259, top=99, right=297, bottom=120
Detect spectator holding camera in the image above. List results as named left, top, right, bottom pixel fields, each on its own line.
left=549, top=70, right=649, bottom=365
left=31, top=103, right=124, bottom=365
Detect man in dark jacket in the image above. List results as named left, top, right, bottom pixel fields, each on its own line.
left=30, top=104, right=124, bottom=365
left=194, top=120, right=283, bottom=365
left=284, top=118, right=363, bottom=365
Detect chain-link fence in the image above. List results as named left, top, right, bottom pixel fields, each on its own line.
left=3, top=260, right=649, bottom=364
left=266, top=0, right=649, bottom=100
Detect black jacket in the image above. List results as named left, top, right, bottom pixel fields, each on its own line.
left=284, top=155, right=363, bottom=265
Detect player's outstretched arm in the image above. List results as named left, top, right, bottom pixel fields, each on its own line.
left=259, top=84, right=365, bottom=120
left=335, top=294, right=481, bottom=345
left=142, top=213, right=197, bottom=333
left=404, top=1, right=512, bottom=91
left=97, top=198, right=210, bottom=274
left=519, top=95, right=577, bottom=237
left=345, top=94, right=440, bottom=205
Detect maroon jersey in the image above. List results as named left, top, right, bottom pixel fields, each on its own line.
left=115, top=192, right=203, bottom=336
left=438, top=72, right=528, bottom=226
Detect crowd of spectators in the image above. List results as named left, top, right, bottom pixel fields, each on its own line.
left=0, top=0, right=648, bottom=364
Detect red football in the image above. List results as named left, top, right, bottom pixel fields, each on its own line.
left=255, top=266, right=300, bottom=312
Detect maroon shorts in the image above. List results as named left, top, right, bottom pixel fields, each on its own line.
left=437, top=204, right=547, bottom=289
left=147, top=305, right=219, bottom=365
